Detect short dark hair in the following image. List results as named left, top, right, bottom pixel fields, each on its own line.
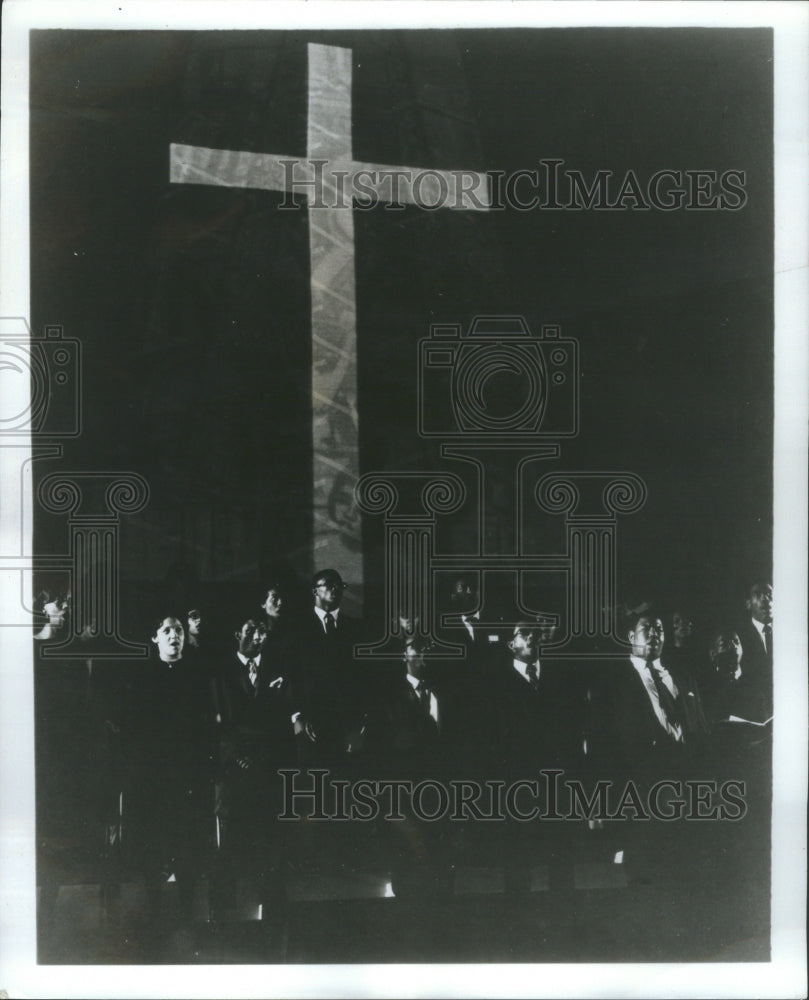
left=625, top=605, right=662, bottom=636
left=152, top=614, right=183, bottom=637
left=709, top=623, right=740, bottom=642
left=235, top=615, right=265, bottom=631
left=404, top=636, right=435, bottom=656
left=312, top=568, right=344, bottom=589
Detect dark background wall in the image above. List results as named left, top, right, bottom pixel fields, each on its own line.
left=30, top=28, right=772, bottom=638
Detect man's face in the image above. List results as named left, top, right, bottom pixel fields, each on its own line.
left=536, top=622, right=558, bottom=646
left=153, top=617, right=184, bottom=662
left=314, top=575, right=343, bottom=611
left=398, top=613, right=419, bottom=637
left=450, top=577, right=476, bottom=614
left=671, top=611, right=693, bottom=644
left=629, top=616, right=665, bottom=661
left=262, top=589, right=283, bottom=619
left=509, top=626, right=539, bottom=663
left=187, top=610, right=201, bottom=638
left=711, top=631, right=742, bottom=669
left=236, top=619, right=266, bottom=658
left=403, top=642, right=427, bottom=679
left=746, top=584, right=772, bottom=625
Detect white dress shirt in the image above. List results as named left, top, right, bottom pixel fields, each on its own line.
left=314, top=605, right=341, bottom=633
left=512, top=658, right=541, bottom=685
left=750, top=617, right=768, bottom=649
left=629, top=655, right=683, bottom=742
left=406, top=672, right=439, bottom=726
left=461, top=612, right=480, bottom=641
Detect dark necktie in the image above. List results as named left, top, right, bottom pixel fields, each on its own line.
left=649, top=665, right=682, bottom=736
left=324, top=612, right=336, bottom=637
left=526, top=661, right=541, bottom=692
left=763, top=624, right=772, bottom=660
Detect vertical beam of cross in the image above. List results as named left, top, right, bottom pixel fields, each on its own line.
left=306, top=45, right=361, bottom=597
left=170, top=43, right=490, bottom=609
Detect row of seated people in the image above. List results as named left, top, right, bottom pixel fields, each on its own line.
left=33, top=571, right=773, bottom=922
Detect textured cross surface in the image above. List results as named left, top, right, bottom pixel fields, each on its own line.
left=170, top=43, right=490, bottom=603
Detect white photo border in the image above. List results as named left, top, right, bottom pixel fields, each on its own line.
left=1, top=2, right=806, bottom=998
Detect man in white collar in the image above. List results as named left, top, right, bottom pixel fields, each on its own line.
left=437, top=573, right=494, bottom=694
left=233, top=617, right=268, bottom=694
left=403, top=639, right=440, bottom=731
left=487, top=621, right=582, bottom=892
left=287, top=568, right=367, bottom=767
left=736, top=581, right=773, bottom=723
left=745, top=581, right=773, bottom=650
left=606, top=608, right=707, bottom=768
left=382, top=639, right=444, bottom=771
left=628, top=613, right=684, bottom=744
left=448, top=573, right=480, bottom=642
left=485, top=621, right=582, bottom=775
left=213, top=614, right=291, bottom=926
left=509, top=621, right=549, bottom=689
left=600, top=609, right=709, bottom=887
left=312, top=567, right=348, bottom=638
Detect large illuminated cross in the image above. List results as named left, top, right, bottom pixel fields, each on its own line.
left=170, top=43, right=490, bottom=605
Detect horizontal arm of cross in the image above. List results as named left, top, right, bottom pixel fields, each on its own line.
left=170, top=142, right=490, bottom=211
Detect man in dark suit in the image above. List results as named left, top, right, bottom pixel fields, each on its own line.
left=123, top=615, right=218, bottom=924
left=432, top=573, right=499, bottom=747
left=724, top=581, right=773, bottom=879
left=383, top=639, right=463, bottom=771
left=484, top=622, right=584, bottom=777
left=380, top=638, right=459, bottom=897
left=596, top=609, right=710, bottom=885
left=704, top=626, right=773, bottom=753
left=482, top=622, right=583, bottom=890
left=736, top=580, right=773, bottom=724
left=287, top=568, right=368, bottom=768
left=440, top=573, right=486, bottom=657
left=213, top=615, right=293, bottom=921
left=603, top=609, right=708, bottom=770
left=256, top=582, right=291, bottom=690
left=662, top=605, right=703, bottom=688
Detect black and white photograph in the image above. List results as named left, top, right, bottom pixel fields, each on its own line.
left=1, top=1, right=806, bottom=997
